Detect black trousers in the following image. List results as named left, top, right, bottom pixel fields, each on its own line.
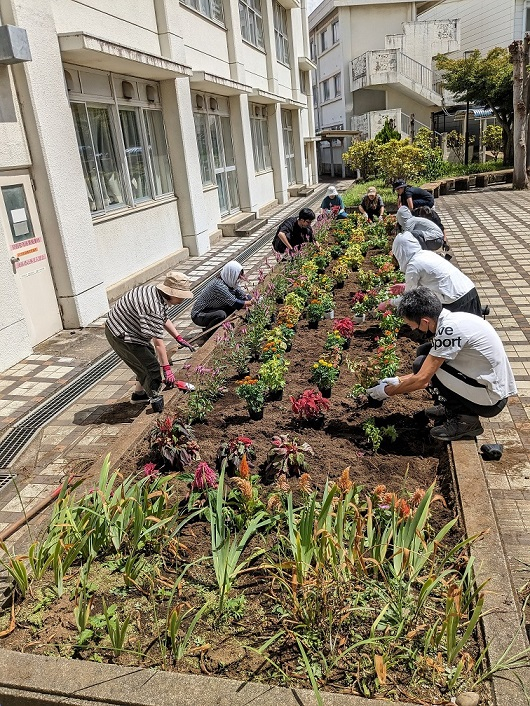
left=192, top=303, right=239, bottom=330
left=443, top=288, right=482, bottom=317
left=105, top=324, right=161, bottom=398
left=413, top=343, right=507, bottom=418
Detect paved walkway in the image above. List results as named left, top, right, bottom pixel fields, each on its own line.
left=438, top=186, right=530, bottom=598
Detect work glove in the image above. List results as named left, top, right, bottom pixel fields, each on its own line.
left=380, top=377, right=400, bottom=387
left=162, top=365, right=175, bottom=389
left=366, top=381, right=390, bottom=401
left=389, top=283, right=406, bottom=295
left=176, top=335, right=195, bottom=352
left=442, top=240, right=450, bottom=252
left=377, top=300, right=392, bottom=313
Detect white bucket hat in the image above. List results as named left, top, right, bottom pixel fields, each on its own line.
left=326, top=186, right=338, bottom=197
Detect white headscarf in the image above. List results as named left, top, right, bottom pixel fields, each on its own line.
left=392, top=231, right=422, bottom=271
left=220, top=260, right=243, bottom=289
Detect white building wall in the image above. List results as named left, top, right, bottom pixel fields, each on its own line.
left=419, top=0, right=515, bottom=55
left=180, top=7, right=230, bottom=75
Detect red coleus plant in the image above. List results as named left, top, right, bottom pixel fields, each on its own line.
left=334, top=317, right=355, bottom=339
left=290, top=389, right=330, bottom=420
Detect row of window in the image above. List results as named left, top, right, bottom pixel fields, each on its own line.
left=310, top=19, right=339, bottom=60
left=182, top=0, right=290, bottom=65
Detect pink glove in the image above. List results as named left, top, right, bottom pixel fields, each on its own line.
left=377, top=300, right=392, bottom=313
left=389, top=283, right=406, bottom=295
left=176, top=335, right=195, bottom=352
left=162, top=365, right=175, bottom=388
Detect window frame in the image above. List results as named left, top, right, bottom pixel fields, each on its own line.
left=320, top=29, right=327, bottom=53
left=273, top=1, right=290, bottom=67
left=331, top=20, right=339, bottom=44
left=181, top=0, right=225, bottom=24
left=239, top=0, right=265, bottom=50
left=321, top=78, right=330, bottom=102
left=249, top=104, right=272, bottom=174
left=333, top=73, right=341, bottom=98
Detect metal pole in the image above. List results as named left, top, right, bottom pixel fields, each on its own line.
left=464, top=51, right=472, bottom=165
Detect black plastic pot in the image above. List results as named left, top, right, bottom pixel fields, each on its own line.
left=367, top=396, right=384, bottom=408
left=308, top=320, right=319, bottom=329
left=343, top=338, right=351, bottom=350
left=268, top=388, right=284, bottom=401
left=248, top=407, right=264, bottom=420
left=318, top=387, right=332, bottom=399
left=304, top=415, right=325, bottom=430
left=334, top=281, right=345, bottom=289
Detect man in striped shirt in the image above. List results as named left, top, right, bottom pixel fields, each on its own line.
left=105, top=272, right=194, bottom=413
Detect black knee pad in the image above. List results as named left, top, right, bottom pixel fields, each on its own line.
left=412, top=354, right=427, bottom=375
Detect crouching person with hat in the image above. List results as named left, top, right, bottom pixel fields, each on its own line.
left=105, top=272, right=195, bottom=413
left=366, top=287, right=517, bottom=442
left=320, top=186, right=348, bottom=220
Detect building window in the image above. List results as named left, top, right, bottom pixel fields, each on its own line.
left=249, top=104, right=271, bottom=173
left=310, top=39, right=316, bottom=61
left=239, top=0, right=264, bottom=49
left=69, top=79, right=173, bottom=216
left=320, top=29, right=327, bottom=53
left=194, top=112, right=215, bottom=186
left=333, top=73, right=341, bottom=97
left=181, top=0, right=224, bottom=23
left=273, top=1, right=290, bottom=66
left=321, top=79, right=330, bottom=102
left=299, top=70, right=308, bottom=94
left=525, top=4, right=530, bottom=32
left=312, top=85, right=318, bottom=108
left=332, top=20, right=339, bottom=43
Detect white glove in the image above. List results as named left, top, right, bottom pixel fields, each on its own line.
left=366, top=381, right=390, bottom=401
left=380, top=377, right=400, bottom=387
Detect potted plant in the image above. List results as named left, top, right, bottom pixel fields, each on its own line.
left=236, top=376, right=268, bottom=420
left=264, top=435, right=314, bottom=477
left=311, top=358, right=340, bottom=397
left=334, top=317, right=355, bottom=348
left=272, top=273, right=288, bottom=304
left=330, top=244, right=343, bottom=259
left=290, top=388, right=330, bottom=428
left=324, top=330, right=347, bottom=352
left=306, top=299, right=325, bottom=328
left=276, top=304, right=301, bottom=329
left=330, top=260, right=349, bottom=288
left=258, top=357, right=289, bottom=400
left=260, top=337, right=287, bottom=362
left=351, top=291, right=368, bottom=324
left=321, top=292, right=335, bottom=319
left=313, top=253, right=331, bottom=274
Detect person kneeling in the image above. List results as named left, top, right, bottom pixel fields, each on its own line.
left=191, top=260, right=252, bottom=333
left=366, top=287, right=517, bottom=441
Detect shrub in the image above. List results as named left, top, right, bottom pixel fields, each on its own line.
left=482, top=124, right=503, bottom=161
left=374, top=118, right=401, bottom=144
left=414, top=127, right=445, bottom=181
left=342, top=139, right=379, bottom=180
left=376, top=139, right=425, bottom=185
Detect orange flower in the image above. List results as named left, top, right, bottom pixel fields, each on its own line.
left=299, top=473, right=312, bottom=494
left=239, top=454, right=250, bottom=479
left=337, top=467, right=352, bottom=493
left=396, top=498, right=411, bottom=517
left=373, top=484, right=386, bottom=497
left=411, top=488, right=425, bottom=506
left=234, top=477, right=253, bottom=500
left=275, top=473, right=290, bottom=493
left=267, top=494, right=282, bottom=512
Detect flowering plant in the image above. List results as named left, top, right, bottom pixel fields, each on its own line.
left=149, top=415, right=201, bottom=472
left=342, top=243, right=363, bottom=269
left=216, top=436, right=256, bottom=475
left=284, top=292, right=306, bottom=312
left=357, top=269, right=379, bottom=290
left=260, top=338, right=287, bottom=362
left=334, top=317, right=355, bottom=339
left=258, top=356, right=289, bottom=392
left=264, top=435, right=314, bottom=477
left=324, top=331, right=347, bottom=351
left=311, top=358, right=340, bottom=389
left=276, top=324, right=296, bottom=346
left=375, top=309, right=403, bottom=340
left=330, top=260, right=349, bottom=285
left=215, top=321, right=251, bottom=376
left=236, top=376, right=267, bottom=411
left=290, top=389, right=330, bottom=420
left=276, top=304, right=301, bottom=327
left=191, top=461, right=218, bottom=491
left=306, top=299, right=325, bottom=323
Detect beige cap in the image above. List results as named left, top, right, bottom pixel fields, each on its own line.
left=367, top=186, right=377, bottom=194
left=157, top=271, right=193, bottom=299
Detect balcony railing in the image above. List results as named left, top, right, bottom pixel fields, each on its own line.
left=351, top=49, right=441, bottom=96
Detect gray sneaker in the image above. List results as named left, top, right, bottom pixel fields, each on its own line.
left=150, top=395, right=164, bottom=413
left=424, top=404, right=446, bottom=420
left=430, top=414, right=484, bottom=441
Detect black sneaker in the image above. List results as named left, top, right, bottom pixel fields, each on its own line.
left=131, top=391, right=149, bottom=403
left=150, top=395, right=164, bottom=413
left=425, top=404, right=446, bottom=420
left=430, top=414, right=484, bottom=441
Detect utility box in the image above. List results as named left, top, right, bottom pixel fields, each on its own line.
left=0, top=25, right=31, bottom=64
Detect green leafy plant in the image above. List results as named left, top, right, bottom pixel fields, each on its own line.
left=324, top=331, right=346, bottom=351
left=342, top=139, right=379, bottom=180
left=236, top=376, right=267, bottom=412
left=264, top=435, right=314, bottom=477
left=0, top=542, right=29, bottom=597
left=166, top=602, right=209, bottom=662
left=482, top=124, right=503, bottom=161
left=311, top=358, right=340, bottom=390
left=102, top=599, right=131, bottom=658
left=374, top=118, right=401, bottom=143
left=362, top=418, right=398, bottom=452
left=259, top=356, right=290, bottom=392
left=306, top=299, right=325, bottom=323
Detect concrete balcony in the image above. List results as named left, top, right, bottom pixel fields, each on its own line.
left=351, top=108, right=437, bottom=140
left=350, top=49, right=443, bottom=106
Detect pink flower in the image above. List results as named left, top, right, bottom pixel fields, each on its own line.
left=191, top=461, right=218, bottom=491
left=143, top=462, right=160, bottom=478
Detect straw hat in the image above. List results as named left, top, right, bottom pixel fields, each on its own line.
left=157, top=271, right=193, bottom=299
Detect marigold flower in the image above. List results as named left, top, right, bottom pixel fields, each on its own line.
left=234, top=477, right=253, bottom=500
left=299, top=473, right=312, bottom=494
left=191, top=461, right=218, bottom=491
left=239, top=453, right=250, bottom=479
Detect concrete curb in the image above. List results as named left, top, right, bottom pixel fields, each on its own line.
left=451, top=441, right=530, bottom=706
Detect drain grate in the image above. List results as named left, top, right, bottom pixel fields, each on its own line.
left=0, top=474, right=15, bottom=493
left=0, top=187, right=327, bottom=471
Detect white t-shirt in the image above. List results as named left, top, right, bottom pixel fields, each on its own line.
left=406, top=251, right=474, bottom=304
left=430, top=309, right=517, bottom=403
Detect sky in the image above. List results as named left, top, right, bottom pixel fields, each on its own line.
left=307, top=0, right=322, bottom=13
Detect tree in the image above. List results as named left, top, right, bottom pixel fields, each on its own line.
left=435, top=48, right=514, bottom=164
left=508, top=37, right=530, bottom=189
left=374, top=118, right=401, bottom=144
left=375, top=139, right=425, bottom=185
left=482, top=124, right=503, bottom=161
left=342, top=139, right=378, bottom=180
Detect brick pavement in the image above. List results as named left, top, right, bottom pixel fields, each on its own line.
left=438, top=186, right=530, bottom=597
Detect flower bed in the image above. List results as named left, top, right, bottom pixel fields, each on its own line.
left=0, top=214, right=495, bottom=703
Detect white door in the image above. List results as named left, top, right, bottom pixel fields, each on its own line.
left=281, top=110, right=296, bottom=185
left=209, top=114, right=239, bottom=216
left=0, top=174, right=62, bottom=345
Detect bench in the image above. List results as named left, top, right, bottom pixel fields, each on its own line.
left=454, top=176, right=469, bottom=191
left=420, top=181, right=442, bottom=198
left=491, top=168, right=513, bottom=184
left=439, top=178, right=455, bottom=195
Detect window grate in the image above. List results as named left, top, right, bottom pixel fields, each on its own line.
left=0, top=474, right=16, bottom=494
